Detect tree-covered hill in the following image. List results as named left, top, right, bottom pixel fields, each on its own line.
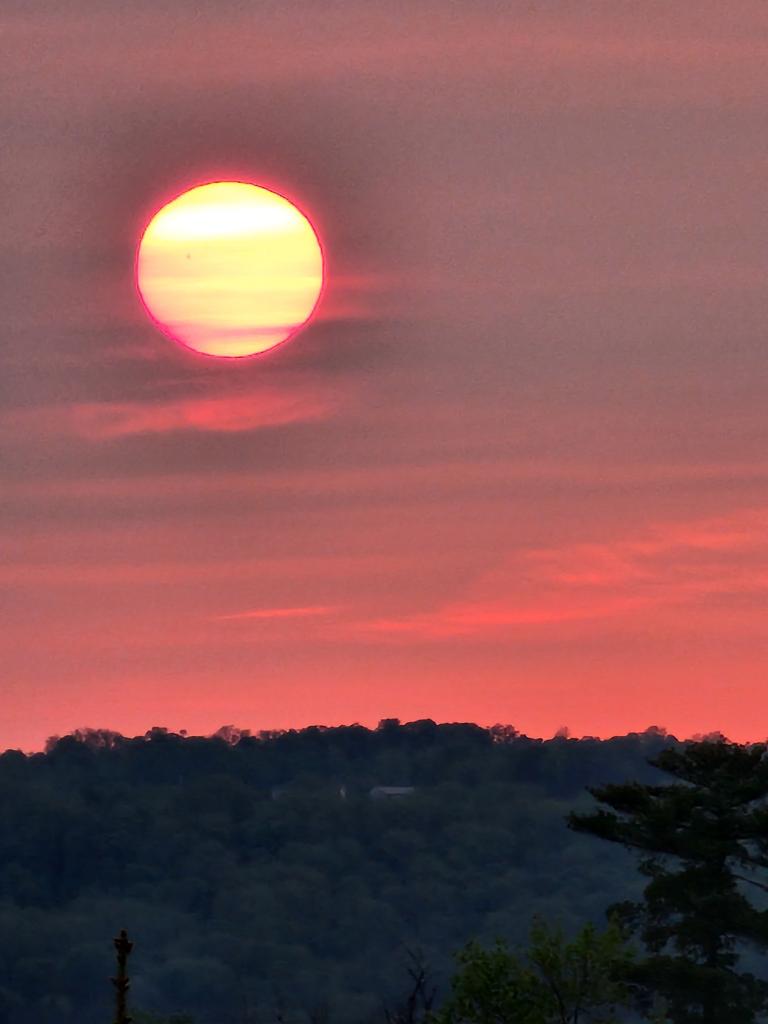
left=0, top=721, right=677, bottom=1024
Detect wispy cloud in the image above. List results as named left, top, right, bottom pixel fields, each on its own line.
left=9, top=459, right=768, bottom=503
left=3, top=385, right=335, bottom=440
left=6, top=9, right=768, bottom=107
left=213, top=605, right=339, bottom=622
left=349, top=507, right=768, bottom=640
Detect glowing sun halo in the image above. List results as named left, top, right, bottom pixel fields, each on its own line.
left=136, top=181, right=324, bottom=358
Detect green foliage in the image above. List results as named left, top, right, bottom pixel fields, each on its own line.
left=569, top=739, right=768, bottom=1023
left=439, top=939, right=543, bottom=1024
left=438, top=918, right=633, bottom=1024
left=526, top=918, right=633, bottom=1023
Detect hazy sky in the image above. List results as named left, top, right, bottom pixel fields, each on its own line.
left=5, top=2, right=768, bottom=750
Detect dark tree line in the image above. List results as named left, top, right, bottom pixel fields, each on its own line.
left=0, top=721, right=673, bottom=1023
left=5, top=723, right=768, bottom=1021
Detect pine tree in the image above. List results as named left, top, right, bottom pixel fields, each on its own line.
left=568, top=739, right=768, bottom=1023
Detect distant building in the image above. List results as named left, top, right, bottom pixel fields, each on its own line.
left=271, top=783, right=349, bottom=800
left=369, top=786, right=416, bottom=799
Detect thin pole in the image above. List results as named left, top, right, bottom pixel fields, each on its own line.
left=112, top=929, right=134, bottom=1024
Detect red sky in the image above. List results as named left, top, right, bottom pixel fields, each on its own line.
left=4, top=2, right=768, bottom=750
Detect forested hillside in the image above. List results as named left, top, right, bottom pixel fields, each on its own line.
left=0, top=721, right=677, bottom=1024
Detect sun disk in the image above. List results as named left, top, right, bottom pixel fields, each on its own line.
left=136, top=181, right=324, bottom=358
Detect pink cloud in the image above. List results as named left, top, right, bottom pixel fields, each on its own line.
left=9, top=458, right=768, bottom=504
left=349, top=507, right=768, bottom=640
left=4, top=386, right=335, bottom=440
left=6, top=7, right=768, bottom=113
left=214, top=605, right=339, bottom=621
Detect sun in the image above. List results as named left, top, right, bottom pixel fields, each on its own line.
left=135, top=181, right=325, bottom=358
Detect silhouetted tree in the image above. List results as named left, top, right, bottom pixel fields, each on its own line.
left=112, top=930, right=133, bottom=1024
left=383, top=950, right=436, bottom=1024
